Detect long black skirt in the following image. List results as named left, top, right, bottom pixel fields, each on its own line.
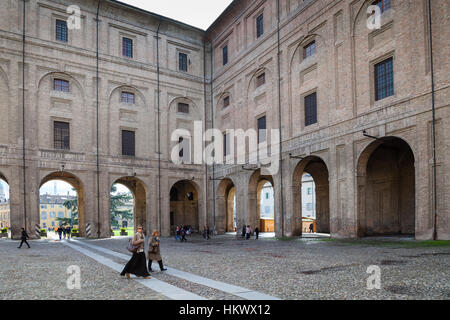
left=120, top=252, right=150, bottom=277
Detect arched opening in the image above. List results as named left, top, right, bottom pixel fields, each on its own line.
left=0, top=174, right=10, bottom=238
left=110, top=182, right=134, bottom=236
left=216, top=178, right=236, bottom=234
left=258, top=180, right=274, bottom=233
left=292, top=157, right=330, bottom=236
left=39, top=172, right=84, bottom=238
left=110, top=177, right=147, bottom=236
left=170, top=180, right=199, bottom=234
left=249, top=170, right=275, bottom=234
left=357, top=137, right=415, bottom=236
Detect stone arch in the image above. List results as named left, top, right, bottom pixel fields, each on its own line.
left=248, top=169, right=275, bottom=232
left=216, top=178, right=237, bottom=234
left=246, top=66, right=273, bottom=98
left=108, top=85, right=148, bottom=110
left=37, top=71, right=85, bottom=96
left=169, top=179, right=201, bottom=234
left=39, top=171, right=86, bottom=237
left=110, top=176, right=148, bottom=236
left=292, top=156, right=330, bottom=236
left=356, top=136, right=416, bottom=236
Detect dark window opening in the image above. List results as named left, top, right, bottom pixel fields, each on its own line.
left=122, top=130, right=135, bottom=156
left=121, top=92, right=135, bottom=104
left=122, top=37, right=133, bottom=58
left=56, top=19, right=68, bottom=42
left=178, top=103, right=189, bottom=114
left=223, top=45, right=228, bottom=66
left=54, top=121, right=70, bottom=150
left=257, top=116, right=266, bottom=143
left=305, top=92, right=317, bottom=126
left=372, top=0, right=391, bottom=13
left=54, top=79, right=69, bottom=92
left=179, top=52, right=188, bottom=72
left=256, top=14, right=264, bottom=38
left=304, top=41, right=316, bottom=59
left=375, top=57, right=394, bottom=101
left=223, top=96, right=230, bottom=108
left=256, top=73, right=265, bottom=87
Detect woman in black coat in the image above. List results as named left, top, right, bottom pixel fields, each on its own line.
left=121, top=225, right=150, bottom=279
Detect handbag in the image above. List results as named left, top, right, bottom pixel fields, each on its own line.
left=127, top=238, right=139, bottom=253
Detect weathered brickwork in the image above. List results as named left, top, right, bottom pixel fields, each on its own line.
left=0, top=0, right=448, bottom=239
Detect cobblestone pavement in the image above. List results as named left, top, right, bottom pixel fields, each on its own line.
left=1, top=234, right=449, bottom=300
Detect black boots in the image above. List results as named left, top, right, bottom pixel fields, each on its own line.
left=149, top=260, right=167, bottom=272
left=148, top=260, right=154, bottom=272
left=158, top=260, right=167, bottom=271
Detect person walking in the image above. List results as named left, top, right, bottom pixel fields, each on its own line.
left=175, top=226, right=180, bottom=241
left=62, top=227, right=67, bottom=239
left=254, top=227, right=260, bottom=240
left=66, top=226, right=71, bottom=239
left=147, top=230, right=167, bottom=272
left=57, top=226, right=63, bottom=240
left=180, top=226, right=187, bottom=242
left=245, top=225, right=252, bottom=240
left=120, top=225, right=150, bottom=279
left=309, top=223, right=314, bottom=233
left=18, top=228, right=30, bottom=249
left=241, top=225, right=246, bottom=238
left=206, top=225, right=211, bottom=240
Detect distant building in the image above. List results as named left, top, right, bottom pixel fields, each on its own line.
left=40, top=194, right=77, bottom=229
left=0, top=199, right=9, bottom=229
left=301, top=174, right=316, bottom=219
left=112, top=193, right=134, bottom=229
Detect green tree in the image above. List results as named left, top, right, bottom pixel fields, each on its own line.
left=59, top=191, right=78, bottom=227
left=110, top=185, right=133, bottom=228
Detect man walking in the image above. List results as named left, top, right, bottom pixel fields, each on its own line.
left=254, top=227, right=260, bottom=240
left=57, top=226, right=63, bottom=240
left=18, top=228, right=30, bottom=249
left=66, top=226, right=71, bottom=239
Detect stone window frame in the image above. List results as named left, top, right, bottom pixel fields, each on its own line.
left=369, top=51, right=396, bottom=106
left=52, top=14, right=71, bottom=45
left=222, top=43, right=229, bottom=66
left=51, top=117, right=72, bottom=151
left=256, top=12, right=264, bottom=39
left=177, top=49, right=190, bottom=73
left=120, top=33, right=136, bottom=59
left=256, top=113, right=267, bottom=144
left=120, top=91, right=135, bottom=104
left=223, top=95, right=230, bottom=109
left=256, top=72, right=266, bottom=88
left=53, top=78, right=70, bottom=93
left=303, top=40, right=316, bottom=59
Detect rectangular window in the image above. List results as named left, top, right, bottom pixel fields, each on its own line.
left=223, top=132, right=230, bottom=156
left=375, top=57, right=394, bottom=101
left=266, top=193, right=269, bottom=199
left=305, top=92, right=317, bottom=126
left=121, top=92, right=135, bottom=104
left=177, top=103, right=189, bottom=114
left=179, top=52, right=188, bottom=72
left=54, top=79, right=69, bottom=92
left=223, top=45, right=228, bottom=65
left=223, top=96, right=230, bottom=108
left=257, top=116, right=266, bottom=143
left=122, top=37, right=133, bottom=58
left=54, top=121, right=70, bottom=150
left=256, top=73, right=265, bottom=87
left=304, top=41, right=316, bottom=59
left=56, top=19, right=68, bottom=42
left=372, top=0, right=391, bottom=13
left=122, top=130, right=135, bottom=156
left=256, top=14, right=264, bottom=38
left=178, top=137, right=190, bottom=162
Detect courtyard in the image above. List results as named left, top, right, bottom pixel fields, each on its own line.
left=1, top=234, right=449, bottom=300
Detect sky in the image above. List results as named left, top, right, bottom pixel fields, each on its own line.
left=120, top=0, right=234, bottom=30
left=39, top=180, right=131, bottom=197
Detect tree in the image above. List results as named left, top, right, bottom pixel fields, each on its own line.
left=59, top=192, right=78, bottom=227
left=110, top=185, right=133, bottom=229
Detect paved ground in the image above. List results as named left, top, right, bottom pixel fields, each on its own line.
left=1, top=234, right=449, bottom=300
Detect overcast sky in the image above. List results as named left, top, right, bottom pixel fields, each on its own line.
left=120, top=0, right=234, bottom=30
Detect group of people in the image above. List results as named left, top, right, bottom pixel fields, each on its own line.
left=120, top=225, right=167, bottom=279
left=55, top=226, right=71, bottom=240
left=241, top=225, right=260, bottom=240
left=175, top=225, right=191, bottom=242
